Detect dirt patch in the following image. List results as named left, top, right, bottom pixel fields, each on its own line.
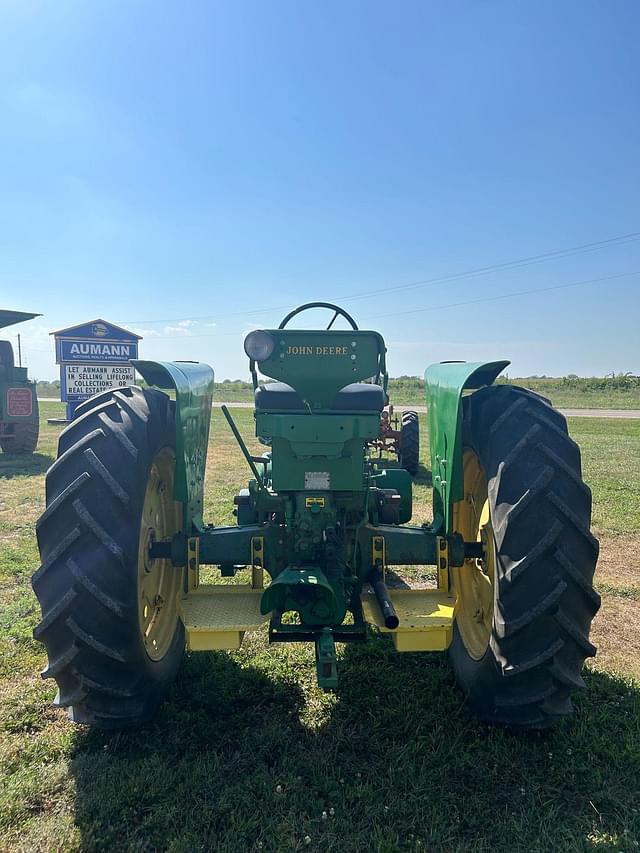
left=588, top=594, right=640, bottom=680
left=594, top=533, right=640, bottom=589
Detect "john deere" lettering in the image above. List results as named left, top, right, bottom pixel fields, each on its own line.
left=287, top=345, right=349, bottom=355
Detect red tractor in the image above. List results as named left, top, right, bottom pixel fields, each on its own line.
left=0, top=310, right=40, bottom=455
left=370, top=404, right=420, bottom=475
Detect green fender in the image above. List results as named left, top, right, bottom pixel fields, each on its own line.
left=424, top=360, right=510, bottom=535
left=133, top=360, right=214, bottom=531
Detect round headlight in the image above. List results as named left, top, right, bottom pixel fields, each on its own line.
left=244, top=330, right=275, bottom=361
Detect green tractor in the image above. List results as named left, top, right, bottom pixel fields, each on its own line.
left=0, top=310, right=40, bottom=455
left=33, top=302, right=599, bottom=729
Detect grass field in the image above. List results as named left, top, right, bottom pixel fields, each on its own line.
left=205, top=380, right=640, bottom=410
left=1, top=401, right=639, bottom=852
left=37, top=374, right=640, bottom=410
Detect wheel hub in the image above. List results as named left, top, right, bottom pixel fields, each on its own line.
left=452, top=449, right=496, bottom=660
left=137, top=447, right=182, bottom=661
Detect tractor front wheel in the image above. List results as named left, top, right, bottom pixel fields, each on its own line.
left=33, top=386, right=185, bottom=728
left=450, top=385, right=600, bottom=729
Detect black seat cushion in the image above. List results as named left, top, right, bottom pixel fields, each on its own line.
left=331, top=383, right=386, bottom=411
left=255, top=382, right=304, bottom=410
left=255, top=381, right=385, bottom=412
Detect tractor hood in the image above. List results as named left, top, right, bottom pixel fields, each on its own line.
left=0, top=310, right=41, bottom=330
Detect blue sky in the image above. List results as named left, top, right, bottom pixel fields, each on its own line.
left=1, top=1, right=639, bottom=381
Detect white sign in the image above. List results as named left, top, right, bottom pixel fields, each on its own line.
left=64, top=363, right=135, bottom=398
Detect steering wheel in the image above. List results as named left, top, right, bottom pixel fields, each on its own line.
left=278, top=302, right=359, bottom=331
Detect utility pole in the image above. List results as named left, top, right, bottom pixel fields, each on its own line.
left=17, top=334, right=22, bottom=367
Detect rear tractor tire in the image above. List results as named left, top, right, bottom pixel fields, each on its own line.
left=449, top=385, right=600, bottom=730
left=398, top=409, right=420, bottom=476
left=32, top=386, right=185, bottom=728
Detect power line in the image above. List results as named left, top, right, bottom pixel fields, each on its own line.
left=131, top=269, right=639, bottom=340
left=360, top=270, right=640, bottom=321
left=323, top=233, right=640, bottom=305
left=5, top=335, right=52, bottom=354
left=118, top=229, right=640, bottom=326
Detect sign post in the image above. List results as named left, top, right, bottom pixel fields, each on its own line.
left=51, top=319, right=142, bottom=422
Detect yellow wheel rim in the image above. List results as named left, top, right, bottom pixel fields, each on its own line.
left=137, top=447, right=182, bottom=661
left=451, top=448, right=496, bottom=660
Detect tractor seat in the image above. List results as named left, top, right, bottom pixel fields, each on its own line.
left=255, top=381, right=385, bottom=412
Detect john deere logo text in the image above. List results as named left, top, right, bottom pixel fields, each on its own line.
left=287, top=346, right=349, bottom=355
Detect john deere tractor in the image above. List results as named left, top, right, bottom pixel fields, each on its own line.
left=33, top=302, right=599, bottom=729
left=0, top=309, right=40, bottom=455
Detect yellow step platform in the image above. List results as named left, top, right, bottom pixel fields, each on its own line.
left=361, top=588, right=455, bottom=651
left=180, top=585, right=455, bottom=652
left=179, top=586, right=270, bottom=651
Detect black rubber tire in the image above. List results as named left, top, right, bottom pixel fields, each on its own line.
left=32, top=386, right=185, bottom=728
left=398, top=410, right=420, bottom=476
left=0, top=399, right=39, bottom=454
left=449, top=384, right=600, bottom=729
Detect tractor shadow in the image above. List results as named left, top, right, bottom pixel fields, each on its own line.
left=413, top=463, right=432, bottom=486
left=69, top=651, right=307, bottom=850
left=69, top=642, right=640, bottom=852
left=0, top=451, right=53, bottom=478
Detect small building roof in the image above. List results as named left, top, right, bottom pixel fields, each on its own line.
left=0, top=309, right=42, bottom=330
left=50, top=318, right=142, bottom=340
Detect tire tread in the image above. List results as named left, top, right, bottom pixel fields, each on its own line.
left=449, top=384, right=600, bottom=729
left=32, top=385, right=184, bottom=728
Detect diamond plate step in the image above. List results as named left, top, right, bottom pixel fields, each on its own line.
left=361, top=589, right=455, bottom=651
left=180, top=585, right=455, bottom=653
left=180, top=586, right=269, bottom=651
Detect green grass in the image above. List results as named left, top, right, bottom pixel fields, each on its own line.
left=567, top=418, right=640, bottom=534
left=389, top=374, right=640, bottom=409
left=0, top=402, right=639, bottom=852
left=41, top=375, right=634, bottom=409
left=597, top=582, right=640, bottom=601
